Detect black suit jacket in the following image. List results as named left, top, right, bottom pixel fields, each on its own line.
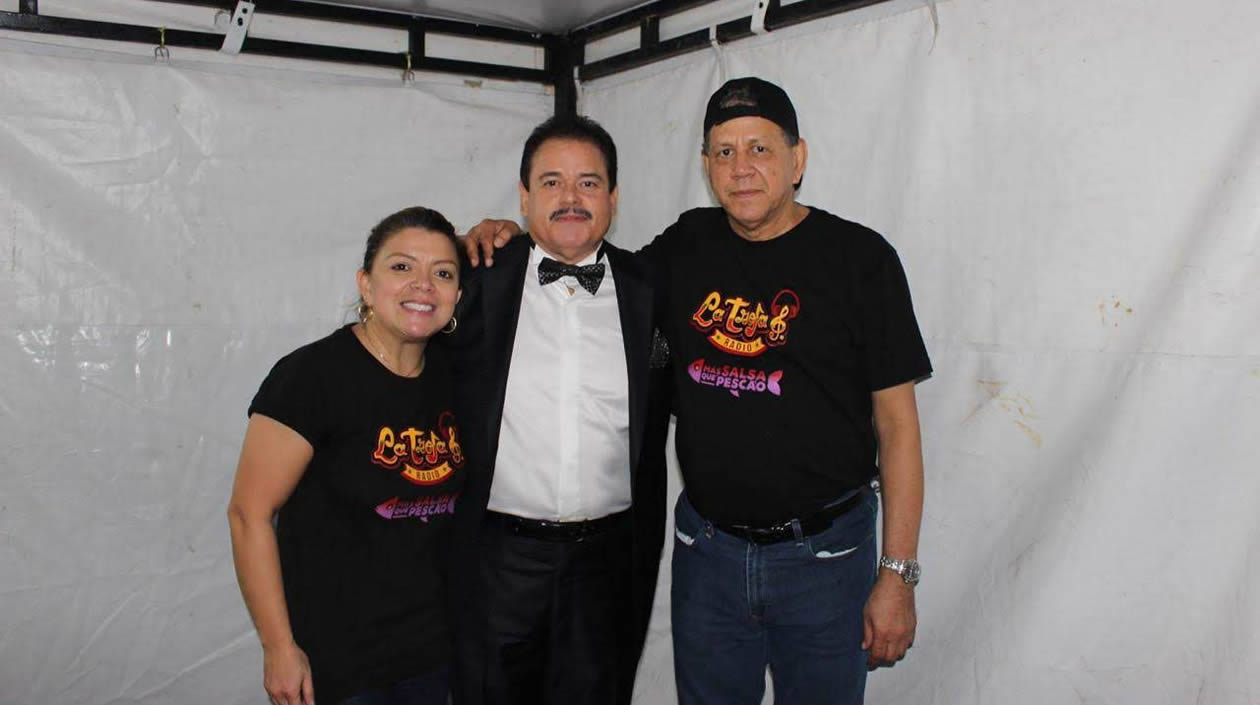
left=448, top=235, right=671, bottom=704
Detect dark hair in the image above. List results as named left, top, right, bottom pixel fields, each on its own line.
left=361, top=206, right=459, bottom=273
left=519, top=115, right=618, bottom=191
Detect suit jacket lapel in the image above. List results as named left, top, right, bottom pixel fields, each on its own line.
left=481, top=237, right=531, bottom=472
left=606, top=244, right=651, bottom=477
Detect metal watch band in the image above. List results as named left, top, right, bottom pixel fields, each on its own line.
left=879, top=555, right=921, bottom=585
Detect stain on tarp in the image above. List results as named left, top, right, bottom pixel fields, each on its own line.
left=965, top=379, right=1042, bottom=448
left=1096, top=296, right=1134, bottom=327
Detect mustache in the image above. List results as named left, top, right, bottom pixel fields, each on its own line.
left=549, top=207, right=593, bottom=222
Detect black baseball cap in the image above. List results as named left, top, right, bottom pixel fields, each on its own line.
left=702, top=77, right=799, bottom=141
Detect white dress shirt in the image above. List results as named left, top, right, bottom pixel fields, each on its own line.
left=487, top=244, right=632, bottom=521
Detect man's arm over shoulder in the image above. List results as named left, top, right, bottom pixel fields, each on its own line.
left=461, top=207, right=712, bottom=273
left=460, top=218, right=522, bottom=267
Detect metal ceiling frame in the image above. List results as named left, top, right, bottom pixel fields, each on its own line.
left=0, top=0, right=894, bottom=116
left=574, top=0, right=894, bottom=80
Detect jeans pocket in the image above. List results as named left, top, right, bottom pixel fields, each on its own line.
left=673, top=494, right=703, bottom=548
left=674, top=526, right=696, bottom=546
left=803, top=508, right=875, bottom=561
left=805, top=533, right=867, bottom=559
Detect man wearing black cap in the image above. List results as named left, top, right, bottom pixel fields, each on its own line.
left=653, top=76, right=930, bottom=705
left=463, top=77, right=931, bottom=705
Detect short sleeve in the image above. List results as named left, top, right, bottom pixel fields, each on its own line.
left=636, top=222, right=677, bottom=274
left=637, top=207, right=712, bottom=274
left=859, top=247, right=933, bottom=391
left=247, top=351, right=326, bottom=446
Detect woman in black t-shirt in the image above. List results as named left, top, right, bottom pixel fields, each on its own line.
left=228, top=207, right=466, bottom=705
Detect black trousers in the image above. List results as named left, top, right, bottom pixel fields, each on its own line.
left=475, top=514, right=634, bottom=705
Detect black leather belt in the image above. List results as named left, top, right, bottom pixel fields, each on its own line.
left=713, top=492, right=866, bottom=545
left=485, top=509, right=630, bottom=543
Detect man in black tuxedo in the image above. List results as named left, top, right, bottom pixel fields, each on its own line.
left=449, top=116, right=670, bottom=705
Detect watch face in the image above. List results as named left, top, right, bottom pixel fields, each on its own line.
left=904, top=561, right=921, bottom=584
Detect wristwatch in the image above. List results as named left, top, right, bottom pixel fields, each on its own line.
left=879, top=555, right=921, bottom=585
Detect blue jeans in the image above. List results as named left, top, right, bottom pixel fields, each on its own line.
left=671, top=491, right=877, bottom=705
left=336, top=665, right=450, bottom=705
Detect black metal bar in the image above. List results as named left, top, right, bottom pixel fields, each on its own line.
left=640, top=16, right=660, bottom=48
left=722, top=0, right=890, bottom=38
left=411, top=55, right=548, bottom=83
left=767, top=0, right=890, bottom=30
left=241, top=36, right=400, bottom=68
left=0, top=11, right=549, bottom=83
left=241, top=36, right=547, bottom=81
left=580, top=0, right=896, bottom=81
left=142, top=0, right=548, bottom=46
left=546, top=36, right=580, bottom=117
left=393, top=16, right=544, bottom=46
left=0, top=12, right=223, bottom=49
left=2, top=0, right=897, bottom=87
left=714, top=14, right=754, bottom=42
left=580, top=27, right=709, bottom=82
left=408, top=25, right=425, bottom=61
left=571, top=0, right=710, bottom=42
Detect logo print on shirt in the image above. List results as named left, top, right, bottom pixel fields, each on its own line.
left=690, top=288, right=800, bottom=357
left=375, top=492, right=460, bottom=521
left=688, top=358, right=783, bottom=397
left=371, top=410, right=464, bottom=485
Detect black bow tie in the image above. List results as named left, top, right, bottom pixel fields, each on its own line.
left=538, top=257, right=605, bottom=295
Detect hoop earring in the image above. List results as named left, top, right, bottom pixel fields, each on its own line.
left=357, top=301, right=372, bottom=322
left=441, top=316, right=458, bottom=334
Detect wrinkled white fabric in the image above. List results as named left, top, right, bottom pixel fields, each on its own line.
left=0, top=38, right=548, bottom=705
left=3, top=0, right=1259, bottom=703
left=581, top=1, right=1260, bottom=703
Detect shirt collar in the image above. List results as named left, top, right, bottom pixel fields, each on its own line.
left=529, top=241, right=605, bottom=269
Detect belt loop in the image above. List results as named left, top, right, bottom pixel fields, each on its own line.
left=790, top=518, right=805, bottom=545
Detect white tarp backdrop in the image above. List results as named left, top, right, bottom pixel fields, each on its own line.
left=2, top=0, right=1258, bottom=703
left=583, top=1, right=1260, bottom=702
left=0, top=32, right=549, bottom=705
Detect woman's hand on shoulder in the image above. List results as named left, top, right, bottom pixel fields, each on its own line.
left=263, top=640, right=315, bottom=705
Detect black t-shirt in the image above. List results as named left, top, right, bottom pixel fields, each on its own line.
left=248, top=325, right=466, bottom=705
left=645, top=207, right=931, bottom=524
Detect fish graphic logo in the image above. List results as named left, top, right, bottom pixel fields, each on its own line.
left=688, top=359, right=783, bottom=397
left=375, top=493, right=459, bottom=521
